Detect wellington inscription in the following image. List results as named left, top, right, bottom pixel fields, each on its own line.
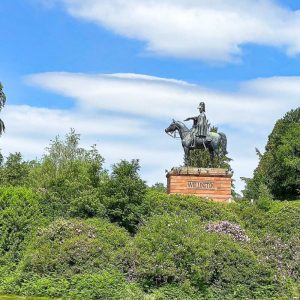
left=187, top=181, right=214, bottom=190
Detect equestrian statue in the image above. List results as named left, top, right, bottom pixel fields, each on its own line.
left=165, top=102, right=228, bottom=167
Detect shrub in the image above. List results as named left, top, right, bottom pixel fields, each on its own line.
left=142, top=190, right=238, bottom=224
left=11, top=270, right=143, bottom=299
left=19, top=218, right=129, bottom=277
left=230, top=202, right=268, bottom=238
left=147, top=283, right=203, bottom=300
left=0, top=187, right=44, bottom=261
left=126, top=213, right=276, bottom=298
left=256, top=183, right=273, bottom=211
left=69, top=189, right=106, bottom=218
left=255, top=234, right=300, bottom=281
left=205, top=221, right=250, bottom=242
left=102, top=159, right=147, bottom=233
left=67, top=271, right=143, bottom=300
left=266, top=203, right=300, bottom=239
left=19, top=276, right=70, bottom=298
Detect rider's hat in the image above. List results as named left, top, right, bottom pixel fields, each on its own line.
left=198, top=102, right=205, bottom=110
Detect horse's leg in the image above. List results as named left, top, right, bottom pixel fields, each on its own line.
left=209, top=146, right=214, bottom=168
left=184, top=147, right=190, bottom=166
left=214, top=137, right=223, bottom=167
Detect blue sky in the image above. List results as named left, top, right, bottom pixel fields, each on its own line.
left=1, top=0, right=300, bottom=192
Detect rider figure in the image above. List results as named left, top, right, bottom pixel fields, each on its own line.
left=184, top=102, right=210, bottom=148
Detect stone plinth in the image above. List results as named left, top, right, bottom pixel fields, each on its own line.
left=166, top=167, right=233, bottom=203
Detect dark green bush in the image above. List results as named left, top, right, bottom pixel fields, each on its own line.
left=256, top=183, right=273, bottom=211
left=67, top=271, right=143, bottom=300
left=126, top=213, right=276, bottom=298
left=102, top=159, right=147, bottom=233
left=230, top=202, right=268, bottom=238
left=19, top=218, right=129, bottom=277
left=8, top=271, right=143, bottom=299
left=142, top=190, right=238, bottom=224
left=0, top=187, right=44, bottom=261
left=148, top=283, right=203, bottom=300
left=266, top=203, right=300, bottom=239
left=254, top=234, right=300, bottom=281
left=18, top=276, right=70, bottom=298
left=69, top=189, right=106, bottom=218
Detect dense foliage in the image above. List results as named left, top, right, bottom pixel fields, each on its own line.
left=0, top=129, right=299, bottom=299
left=243, top=107, right=300, bottom=200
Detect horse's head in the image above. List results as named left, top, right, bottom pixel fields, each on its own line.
left=165, top=119, right=178, bottom=135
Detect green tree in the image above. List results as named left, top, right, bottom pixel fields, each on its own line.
left=188, top=126, right=232, bottom=170
left=0, top=82, right=6, bottom=135
left=29, top=129, right=106, bottom=217
left=0, top=152, right=32, bottom=186
left=243, top=108, right=300, bottom=200
left=102, top=159, right=147, bottom=233
left=149, top=182, right=166, bottom=193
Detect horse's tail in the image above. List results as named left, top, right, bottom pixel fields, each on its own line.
left=219, top=132, right=228, bottom=156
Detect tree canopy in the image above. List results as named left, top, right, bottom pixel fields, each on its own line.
left=243, top=107, right=300, bottom=200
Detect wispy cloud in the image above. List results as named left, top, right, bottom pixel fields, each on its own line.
left=26, top=72, right=299, bottom=127
left=49, top=0, right=300, bottom=62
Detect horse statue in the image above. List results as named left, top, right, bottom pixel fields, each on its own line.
left=165, top=119, right=228, bottom=167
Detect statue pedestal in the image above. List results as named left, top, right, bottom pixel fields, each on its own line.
left=166, top=167, right=233, bottom=203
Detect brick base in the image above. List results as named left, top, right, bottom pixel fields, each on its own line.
left=166, top=167, right=233, bottom=203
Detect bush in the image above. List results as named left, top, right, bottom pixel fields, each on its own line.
left=147, top=284, right=202, bottom=300
left=69, top=189, right=106, bottom=218
left=230, top=202, right=268, bottom=238
left=102, top=159, right=147, bottom=233
left=67, top=271, right=143, bottom=300
left=256, top=183, right=273, bottom=211
left=126, top=213, right=276, bottom=299
left=205, top=221, right=250, bottom=242
left=255, top=234, right=300, bottom=281
left=0, top=187, right=44, bottom=261
left=19, top=276, right=70, bottom=298
left=142, top=190, right=238, bottom=224
left=266, top=203, right=300, bottom=239
left=19, top=218, right=129, bottom=277
left=14, top=270, right=143, bottom=300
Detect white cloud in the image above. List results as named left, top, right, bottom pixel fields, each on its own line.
left=51, top=0, right=300, bottom=62
left=27, top=72, right=299, bottom=127
left=21, top=72, right=300, bottom=192
left=0, top=104, right=148, bottom=158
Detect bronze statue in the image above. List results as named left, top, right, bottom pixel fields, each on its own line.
left=184, top=101, right=210, bottom=147
left=165, top=102, right=227, bottom=166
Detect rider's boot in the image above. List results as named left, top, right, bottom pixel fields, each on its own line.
left=191, top=137, right=196, bottom=148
